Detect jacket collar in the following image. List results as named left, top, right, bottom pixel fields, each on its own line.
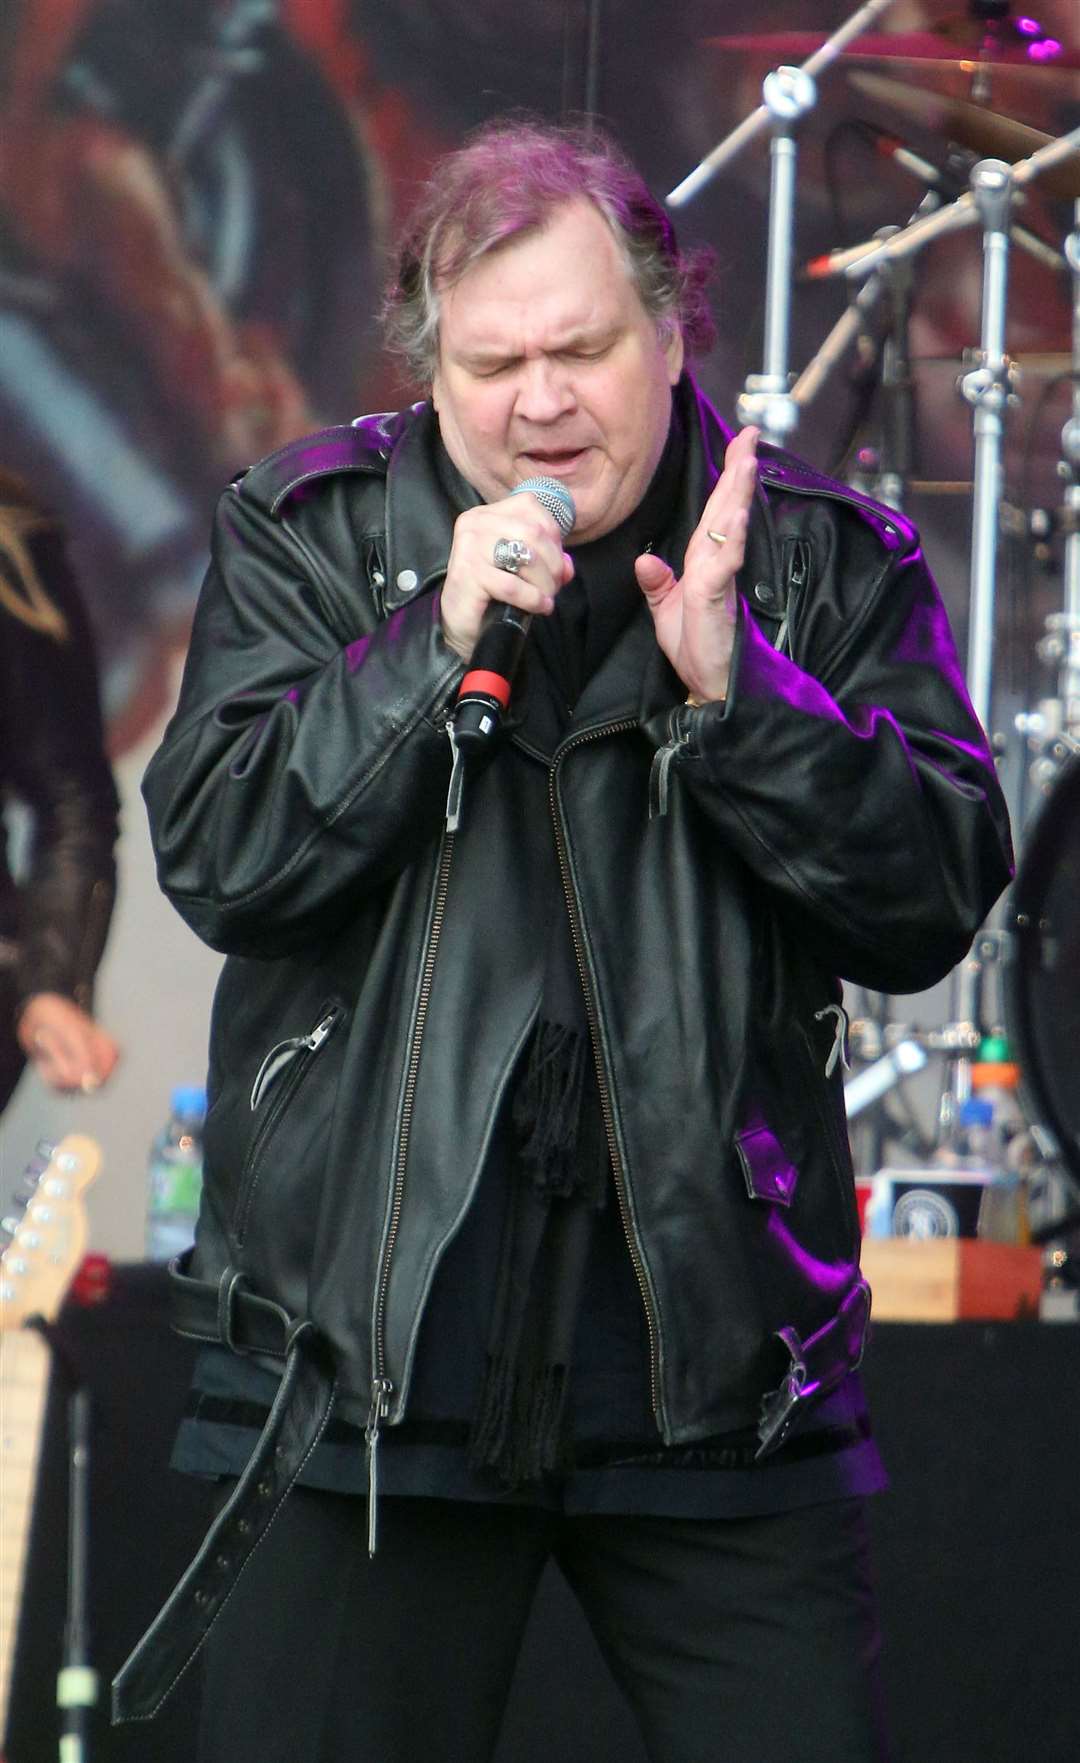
left=383, top=402, right=476, bottom=611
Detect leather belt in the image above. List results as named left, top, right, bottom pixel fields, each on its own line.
left=168, top=1251, right=307, bottom=1359
left=111, top=1259, right=336, bottom=1725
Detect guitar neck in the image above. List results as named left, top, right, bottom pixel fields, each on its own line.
left=0, top=1327, right=52, bottom=1739
left=0, top=1133, right=101, bottom=1751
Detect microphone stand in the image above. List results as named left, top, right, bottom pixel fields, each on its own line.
left=59, top=1383, right=96, bottom=1763
left=27, top=1320, right=98, bottom=1762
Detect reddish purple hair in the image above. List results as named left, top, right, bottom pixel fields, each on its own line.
left=383, top=118, right=716, bottom=383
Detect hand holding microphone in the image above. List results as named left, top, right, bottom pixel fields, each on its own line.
left=443, top=476, right=576, bottom=753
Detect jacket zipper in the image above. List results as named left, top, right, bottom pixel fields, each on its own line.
left=366, top=829, right=455, bottom=1553
left=797, top=1012, right=860, bottom=1247
left=548, top=722, right=665, bottom=1431
left=249, top=1007, right=342, bottom=1111
left=235, top=1003, right=344, bottom=1242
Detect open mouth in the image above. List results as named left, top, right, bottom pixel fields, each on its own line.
left=519, top=447, right=590, bottom=474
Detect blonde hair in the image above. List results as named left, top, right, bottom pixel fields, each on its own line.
left=0, top=482, right=69, bottom=640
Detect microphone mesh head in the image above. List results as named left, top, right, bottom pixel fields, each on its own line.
left=511, top=475, right=576, bottom=536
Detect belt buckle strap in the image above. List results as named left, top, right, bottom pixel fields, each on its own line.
left=756, top=1278, right=872, bottom=1458
left=217, top=1266, right=249, bottom=1353
left=111, top=1335, right=336, bottom=1724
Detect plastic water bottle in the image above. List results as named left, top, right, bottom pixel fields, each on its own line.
left=145, top=1085, right=206, bottom=1261
left=970, top=1039, right=1030, bottom=1245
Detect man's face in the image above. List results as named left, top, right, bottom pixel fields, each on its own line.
left=431, top=199, right=684, bottom=543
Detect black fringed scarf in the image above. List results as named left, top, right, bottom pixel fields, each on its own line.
left=467, top=405, right=687, bottom=1489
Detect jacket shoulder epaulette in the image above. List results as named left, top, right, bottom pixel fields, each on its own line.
left=233, top=409, right=418, bottom=518
left=756, top=441, right=917, bottom=553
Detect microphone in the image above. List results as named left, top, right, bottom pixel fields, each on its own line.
left=452, top=474, right=576, bottom=754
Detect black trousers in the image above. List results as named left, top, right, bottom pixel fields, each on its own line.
left=196, top=1489, right=890, bottom=1763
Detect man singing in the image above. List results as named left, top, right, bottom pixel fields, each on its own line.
left=119, top=120, right=1012, bottom=1761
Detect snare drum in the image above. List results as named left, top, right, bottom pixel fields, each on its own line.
left=1005, top=752, right=1080, bottom=1185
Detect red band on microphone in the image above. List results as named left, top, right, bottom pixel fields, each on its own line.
left=457, top=668, right=512, bottom=709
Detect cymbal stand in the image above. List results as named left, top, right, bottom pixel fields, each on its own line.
left=1016, top=199, right=1080, bottom=770
left=793, top=177, right=949, bottom=509
left=665, top=0, right=900, bottom=206
left=960, top=157, right=1015, bottom=738
left=875, top=247, right=919, bottom=512
left=924, top=156, right=1017, bottom=1136
left=735, top=65, right=817, bottom=449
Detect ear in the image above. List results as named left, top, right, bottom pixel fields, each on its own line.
left=664, top=325, right=685, bottom=385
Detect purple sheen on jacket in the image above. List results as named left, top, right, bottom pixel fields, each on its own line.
left=766, top=1210, right=858, bottom=1299
left=345, top=633, right=371, bottom=673
left=735, top=611, right=841, bottom=716
left=888, top=590, right=970, bottom=700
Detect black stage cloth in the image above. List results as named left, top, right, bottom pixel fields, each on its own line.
left=5, top=1264, right=1077, bottom=1763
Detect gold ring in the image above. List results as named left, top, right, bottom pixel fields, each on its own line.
left=707, top=529, right=727, bottom=546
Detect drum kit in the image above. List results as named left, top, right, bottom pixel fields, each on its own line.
left=670, top=3, right=1080, bottom=1248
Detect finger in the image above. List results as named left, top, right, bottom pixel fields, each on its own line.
left=699, top=427, right=759, bottom=544
left=33, top=1040, right=83, bottom=1092
left=683, top=511, right=748, bottom=606
left=89, top=1031, right=120, bottom=1083
left=441, top=516, right=570, bottom=656
left=634, top=552, right=677, bottom=605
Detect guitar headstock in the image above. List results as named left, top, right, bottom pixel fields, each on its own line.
left=0, top=1135, right=102, bottom=1330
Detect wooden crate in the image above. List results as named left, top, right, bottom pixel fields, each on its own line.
left=860, top=1239, right=1044, bottom=1322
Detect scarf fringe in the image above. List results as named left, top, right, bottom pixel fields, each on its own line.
left=512, top=1022, right=608, bottom=1207
left=469, top=1351, right=569, bottom=1488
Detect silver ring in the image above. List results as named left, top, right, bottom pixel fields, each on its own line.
left=493, top=537, right=533, bottom=574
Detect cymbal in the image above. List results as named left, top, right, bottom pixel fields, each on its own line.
left=848, top=71, right=1080, bottom=201
left=704, top=28, right=1080, bottom=72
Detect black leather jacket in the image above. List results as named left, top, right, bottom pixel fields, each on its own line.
left=0, top=476, right=118, bottom=1045
left=116, top=378, right=1015, bottom=1723
left=143, top=379, right=1012, bottom=1451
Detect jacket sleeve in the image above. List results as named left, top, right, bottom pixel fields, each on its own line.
left=142, top=480, right=465, bottom=957
left=0, top=527, right=119, bottom=1011
left=653, top=522, right=1014, bottom=995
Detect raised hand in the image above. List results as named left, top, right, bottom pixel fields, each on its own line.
left=635, top=425, right=760, bottom=704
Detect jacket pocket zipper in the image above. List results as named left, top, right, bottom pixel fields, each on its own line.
left=234, top=1002, right=344, bottom=1242
left=249, top=1007, right=342, bottom=1111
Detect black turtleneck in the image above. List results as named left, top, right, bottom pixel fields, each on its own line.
left=431, top=397, right=687, bottom=739
left=529, top=397, right=687, bottom=714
